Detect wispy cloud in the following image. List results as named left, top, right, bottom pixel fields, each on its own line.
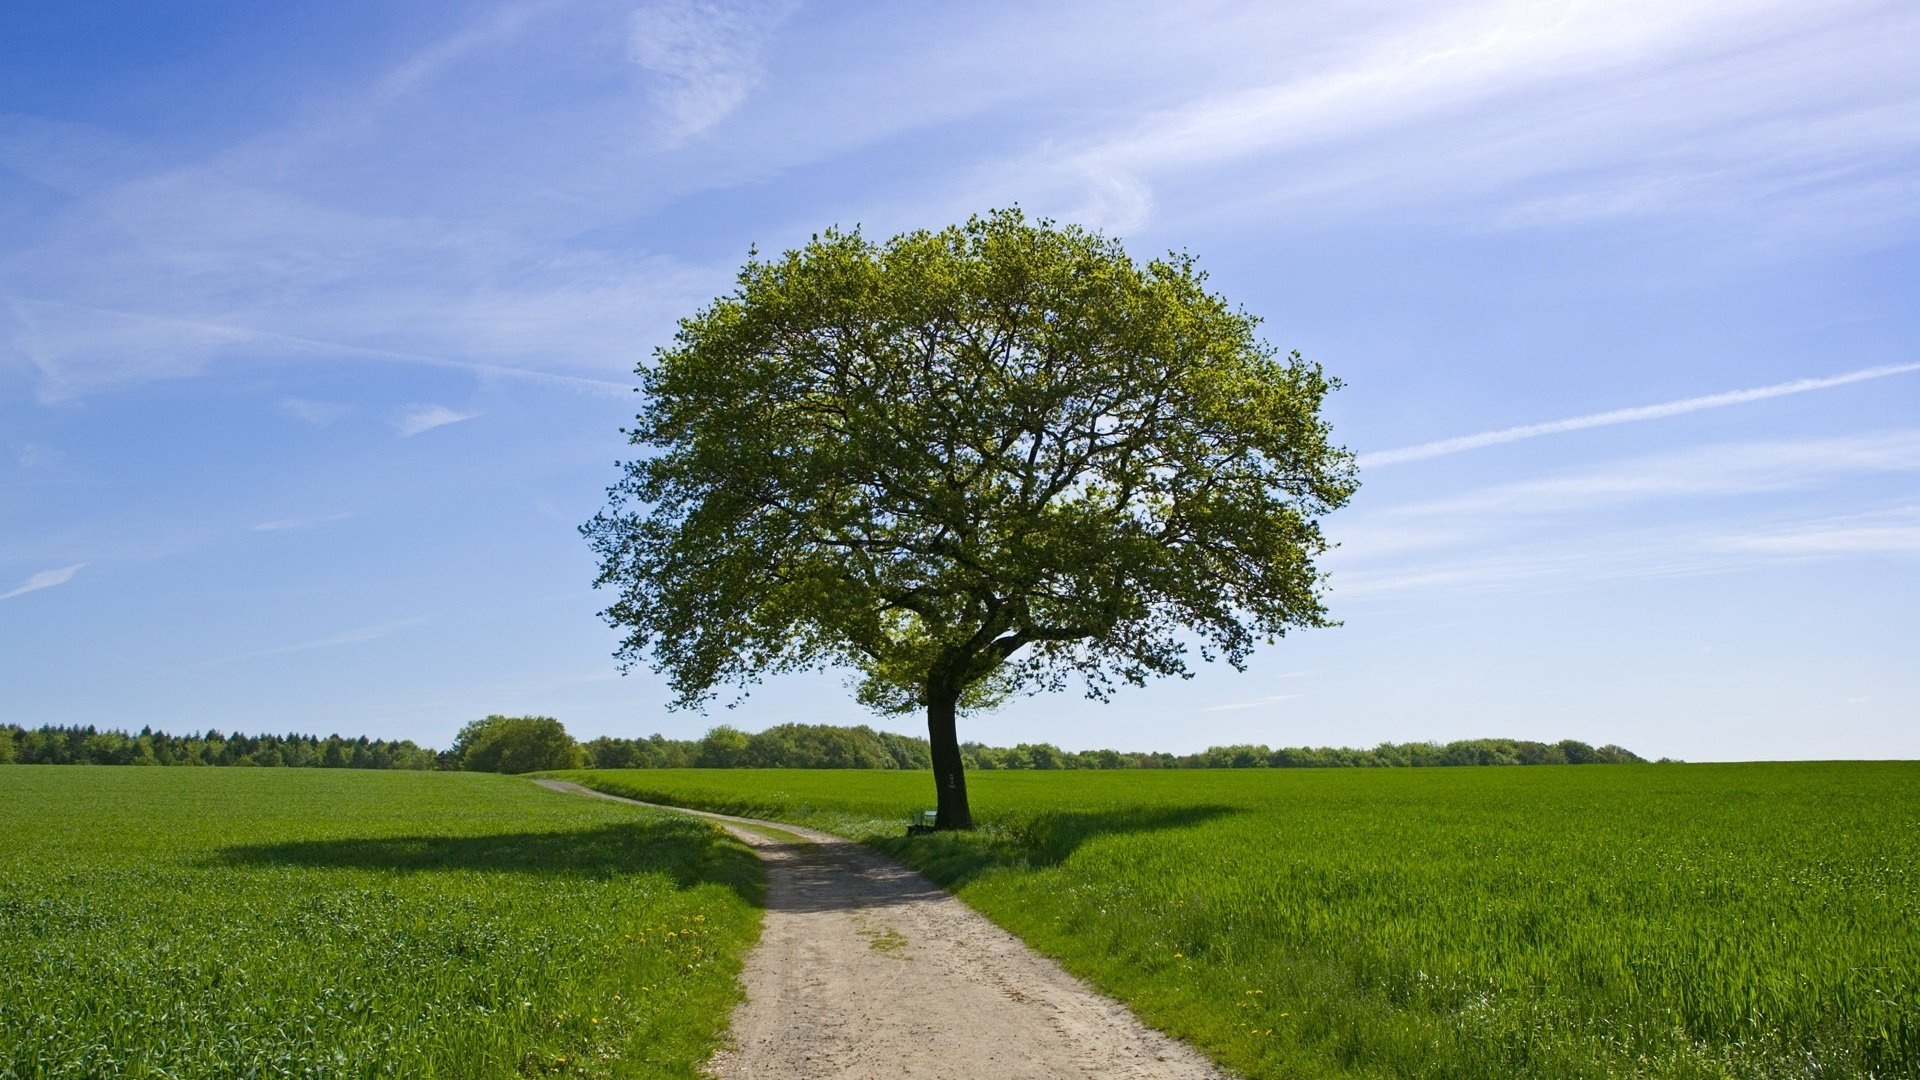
left=5, top=296, right=639, bottom=402
left=628, top=0, right=799, bottom=141
left=1358, top=363, right=1920, bottom=468
left=1332, top=534, right=1735, bottom=598
left=0, top=563, right=86, bottom=601
left=251, top=512, right=355, bottom=533
left=964, top=0, right=1918, bottom=240
left=279, top=397, right=352, bottom=428
left=1203, top=694, right=1303, bottom=713
left=1333, top=434, right=1920, bottom=596
left=1382, top=430, right=1920, bottom=521
left=1072, top=0, right=1745, bottom=174
left=12, top=1, right=1903, bottom=409
left=1335, top=507, right=1920, bottom=599
left=14, top=443, right=65, bottom=469
left=202, top=617, right=428, bottom=667
left=393, top=404, right=479, bottom=438
left=1711, top=508, right=1920, bottom=555
left=4, top=295, right=255, bottom=398
left=0, top=2, right=718, bottom=404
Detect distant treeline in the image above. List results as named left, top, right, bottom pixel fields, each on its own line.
left=0, top=725, right=440, bottom=770
left=584, top=724, right=935, bottom=770
left=3, top=721, right=1647, bottom=772
left=582, top=724, right=1647, bottom=771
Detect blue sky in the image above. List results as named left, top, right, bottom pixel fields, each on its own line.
left=3, top=0, right=1915, bottom=760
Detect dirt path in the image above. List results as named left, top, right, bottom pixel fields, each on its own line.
left=534, top=779, right=1231, bottom=1080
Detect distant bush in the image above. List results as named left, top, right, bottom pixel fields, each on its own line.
left=451, top=715, right=585, bottom=774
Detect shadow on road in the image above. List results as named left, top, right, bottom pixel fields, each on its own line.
left=738, top=835, right=954, bottom=915
left=514, top=779, right=1240, bottom=915
left=872, top=803, right=1242, bottom=891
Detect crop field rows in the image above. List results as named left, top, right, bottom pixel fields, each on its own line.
left=561, top=763, right=1920, bottom=1079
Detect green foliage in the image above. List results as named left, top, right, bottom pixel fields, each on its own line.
left=453, top=715, right=586, bottom=774
left=0, top=721, right=1643, bottom=774
left=583, top=209, right=1355, bottom=802
left=0, top=767, right=761, bottom=1079
left=695, top=724, right=751, bottom=768
left=562, top=764, right=1920, bottom=1079
left=1, top=723, right=439, bottom=768
left=583, top=723, right=932, bottom=771
left=565, top=723, right=1642, bottom=772
left=582, top=732, right=699, bottom=770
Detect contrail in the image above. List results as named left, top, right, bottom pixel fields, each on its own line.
left=1358, top=362, right=1920, bottom=468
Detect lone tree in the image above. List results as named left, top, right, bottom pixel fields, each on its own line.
left=584, top=210, right=1356, bottom=828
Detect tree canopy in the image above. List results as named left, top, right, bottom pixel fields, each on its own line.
left=451, top=715, right=584, bottom=774
left=584, top=209, right=1357, bottom=826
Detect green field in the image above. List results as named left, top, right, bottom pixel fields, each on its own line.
left=0, top=768, right=762, bottom=1079
left=559, top=763, right=1920, bottom=1079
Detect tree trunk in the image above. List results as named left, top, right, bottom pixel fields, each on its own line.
left=926, top=683, right=973, bottom=830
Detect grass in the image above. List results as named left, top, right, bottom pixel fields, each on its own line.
left=556, top=763, right=1920, bottom=1079
left=0, top=767, right=763, bottom=1079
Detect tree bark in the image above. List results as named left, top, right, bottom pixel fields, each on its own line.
left=926, top=683, right=974, bottom=829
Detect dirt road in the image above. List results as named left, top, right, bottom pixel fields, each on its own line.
left=534, top=779, right=1230, bottom=1080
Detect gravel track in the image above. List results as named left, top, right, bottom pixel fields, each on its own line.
left=533, top=779, right=1231, bottom=1080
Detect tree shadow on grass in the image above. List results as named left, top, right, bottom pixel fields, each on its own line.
left=869, top=803, right=1242, bottom=891
left=210, top=819, right=763, bottom=905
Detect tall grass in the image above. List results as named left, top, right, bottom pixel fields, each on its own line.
left=0, top=767, right=762, bottom=1079
left=560, top=763, right=1920, bottom=1079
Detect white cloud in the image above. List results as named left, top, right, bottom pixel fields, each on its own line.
left=1358, top=363, right=1920, bottom=468
left=4, top=0, right=1912, bottom=411
left=629, top=0, right=799, bottom=140
left=961, top=0, right=1918, bottom=239
left=0, top=563, right=86, bottom=601
left=1080, top=0, right=1727, bottom=172
left=393, top=405, right=479, bottom=437
left=1063, top=172, right=1157, bottom=234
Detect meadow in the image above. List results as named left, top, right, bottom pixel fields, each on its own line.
left=0, top=767, right=761, bottom=1079
left=559, top=763, right=1920, bottom=1080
